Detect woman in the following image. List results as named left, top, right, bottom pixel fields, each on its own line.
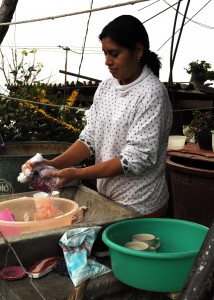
left=24, top=15, right=172, bottom=217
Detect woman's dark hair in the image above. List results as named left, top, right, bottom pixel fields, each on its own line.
left=99, top=15, right=161, bottom=77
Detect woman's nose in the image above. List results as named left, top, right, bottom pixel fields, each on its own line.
left=105, top=54, right=113, bottom=66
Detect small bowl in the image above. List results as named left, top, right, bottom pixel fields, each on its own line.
left=168, top=135, right=187, bottom=150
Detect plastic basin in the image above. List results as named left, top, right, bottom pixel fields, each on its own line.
left=0, top=197, right=79, bottom=237
left=102, top=218, right=208, bottom=292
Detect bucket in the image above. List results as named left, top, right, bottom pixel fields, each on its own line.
left=0, top=142, right=70, bottom=195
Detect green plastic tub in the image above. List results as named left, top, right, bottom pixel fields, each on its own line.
left=102, top=218, right=208, bottom=292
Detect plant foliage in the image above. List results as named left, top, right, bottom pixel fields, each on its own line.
left=0, top=49, right=86, bottom=143
left=187, top=110, right=214, bottom=142
left=184, top=60, right=214, bottom=81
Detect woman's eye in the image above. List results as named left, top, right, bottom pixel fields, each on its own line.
left=103, top=51, right=119, bottom=58
left=111, top=51, right=119, bottom=58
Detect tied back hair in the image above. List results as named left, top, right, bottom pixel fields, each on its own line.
left=99, top=15, right=161, bottom=78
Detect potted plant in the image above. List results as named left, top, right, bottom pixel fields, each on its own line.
left=186, top=110, right=214, bottom=150
left=185, top=60, right=214, bottom=84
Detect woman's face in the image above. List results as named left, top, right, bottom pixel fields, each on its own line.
left=102, top=37, right=143, bottom=85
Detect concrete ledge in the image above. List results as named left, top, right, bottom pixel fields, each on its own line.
left=0, top=258, right=171, bottom=300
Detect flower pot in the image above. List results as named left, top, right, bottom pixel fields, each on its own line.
left=197, top=132, right=212, bottom=151
left=212, top=131, right=214, bottom=152
left=190, top=73, right=206, bottom=84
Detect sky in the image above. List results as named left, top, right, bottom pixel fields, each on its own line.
left=1, top=0, right=214, bottom=89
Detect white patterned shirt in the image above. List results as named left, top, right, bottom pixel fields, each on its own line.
left=79, top=65, right=172, bottom=215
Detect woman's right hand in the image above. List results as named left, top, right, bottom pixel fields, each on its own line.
left=22, top=159, right=52, bottom=173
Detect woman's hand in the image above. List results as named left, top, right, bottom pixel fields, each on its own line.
left=45, top=167, right=81, bottom=188
left=22, top=159, right=52, bottom=173
left=41, top=156, right=124, bottom=189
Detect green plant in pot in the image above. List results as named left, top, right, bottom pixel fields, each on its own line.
left=185, top=60, right=214, bottom=84
left=187, top=110, right=214, bottom=150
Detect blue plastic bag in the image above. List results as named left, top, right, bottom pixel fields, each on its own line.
left=59, top=226, right=111, bottom=286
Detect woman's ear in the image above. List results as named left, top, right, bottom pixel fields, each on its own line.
left=136, top=43, right=144, bottom=59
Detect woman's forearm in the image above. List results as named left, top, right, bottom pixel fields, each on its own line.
left=51, top=140, right=91, bottom=169
left=79, top=157, right=124, bottom=179
left=45, top=156, right=124, bottom=189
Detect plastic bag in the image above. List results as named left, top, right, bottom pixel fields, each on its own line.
left=30, top=166, right=57, bottom=194
left=17, top=153, right=57, bottom=194
left=17, top=153, right=43, bottom=183
left=59, top=227, right=111, bottom=286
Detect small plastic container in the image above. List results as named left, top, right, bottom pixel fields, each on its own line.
left=33, top=191, right=59, bottom=198
left=211, top=130, right=214, bottom=152
left=0, top=197, right=79, bottom=237
left=168, top=135, right=187, bottom=150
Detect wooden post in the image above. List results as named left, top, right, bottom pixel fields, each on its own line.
left=69, top=279, right=90, bottom=300
left=59, top=46, right=71, bottom=104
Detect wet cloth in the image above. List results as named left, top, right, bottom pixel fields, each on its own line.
left=79, top=65, right=173, bottom=215
left=17, top=153, right=57, bottom=194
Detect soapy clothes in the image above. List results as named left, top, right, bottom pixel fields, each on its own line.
left=79, top=66, right=172, bottom=215
left=17, top=154, right=57, bottom=195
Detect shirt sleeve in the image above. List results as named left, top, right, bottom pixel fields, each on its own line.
left=78, top=104, right=96, bottom=155
left=119, top=86, right=171, bottom=175
left=78, top=85, right=101, bottom=155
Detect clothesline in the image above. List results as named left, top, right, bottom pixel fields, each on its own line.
left=0, top=0, right=147, bottom=27
left=0, top=95, right=87, bottom=111
left=1, top=94, right=213, bottom=113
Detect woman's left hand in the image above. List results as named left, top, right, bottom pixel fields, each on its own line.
left=45, top=168, right=80, bottom=188
left=44, top=157, right=124, bottom=188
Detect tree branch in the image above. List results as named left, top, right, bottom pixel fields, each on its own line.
left=0, top=0, right=19, bottom=45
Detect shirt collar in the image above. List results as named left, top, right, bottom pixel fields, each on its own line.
left=114, top=65, right=151, bottom=92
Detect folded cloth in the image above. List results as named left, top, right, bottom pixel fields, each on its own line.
left=0, top=208, right=15, bottom=221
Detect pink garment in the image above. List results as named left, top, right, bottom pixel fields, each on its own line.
left=0, top=208, right=15, bottom=221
